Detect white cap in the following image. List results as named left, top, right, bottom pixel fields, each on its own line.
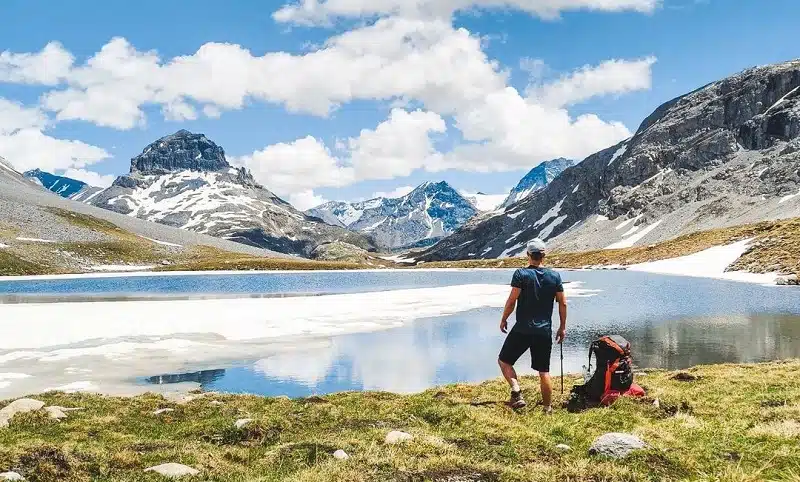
left=526, top=238, right=547, bottom=254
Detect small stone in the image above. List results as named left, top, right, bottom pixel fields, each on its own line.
left=208, top=400, right=224, bottom=406
left=653, top=398, right=660, bottom=409
left=555, top=444, right=571, bottom=452
left=385, top=431, right=413, bottom=444
left=234, top=418, right=253, bottom=429
left=153, top=408, right=175, bottom=415
left=0, top=399, right=46, bottom=428
left=333, top=449, right=349, bottom=460
left=0, top=472, right=24, bottom=481
left=671, top=372, right=699, bottom=382
left=589, top=433, right=646, bottom=459
left=143, top=463, right=199, bottom=478
left=44, top=406, right=68, bottom=420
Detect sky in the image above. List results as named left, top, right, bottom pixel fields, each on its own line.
left=1, top=0, right=799, bottom=210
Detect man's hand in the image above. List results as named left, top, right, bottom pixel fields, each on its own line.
left=500, top=319, right=508, bottom=334
left=555, top=328, right=566, bottom=344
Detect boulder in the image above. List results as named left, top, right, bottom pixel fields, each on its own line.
left=777, top=275, right=798, bottom=286
left=0, top=399, right=45, bottom=428
left=0, top=472, right=24, bottom=481
left=234, top=418, right=253, bottom=429
left=333, top=449, right=350, bottom=460
left=589, top=433, right=646, bottom=459
left=143, top=463, right=199, bottom=478
left=208, top=400, right=224, bottom=406
left=44, top=407, right=68, bottom=420
left=555, top=444, right=572, bottom=452
left=385, top=431, right=413, bottom=444
left=153, top=408, right=175, bottom=415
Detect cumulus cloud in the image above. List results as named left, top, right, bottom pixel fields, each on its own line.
left=0, top=98, right=110, bottom=173
left=288, top=190, right=329, bottom=210
left=528, top=57, right=657, bottom=107
left=372, top=185, right=414, bottom=199
left=273, top=0, right=660, bottom=25
left=0, top=42, right=74, bottom=85
left=61, top=168, right=116, bottom=188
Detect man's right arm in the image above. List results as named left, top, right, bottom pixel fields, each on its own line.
left=555, top=291, right=567, bottom=343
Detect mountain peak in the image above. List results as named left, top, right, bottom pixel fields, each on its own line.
left=501, top=158, right=576, bottom=208
left=130, top=130, right=230, bottom=175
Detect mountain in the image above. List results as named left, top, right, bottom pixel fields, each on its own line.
left=22, top=169, right=105, bottom=202
left=417, top=59, right=800, bottom=261
left=500, top=158, right=576, bottom=209
left=463, top=192, right=507, bottom=212
left=306, top=181, right=478, bottom=249
left=86, top=130, right=374, bottom=256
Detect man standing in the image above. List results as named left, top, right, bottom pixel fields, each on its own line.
left=498, top=238, right=567, bottom=412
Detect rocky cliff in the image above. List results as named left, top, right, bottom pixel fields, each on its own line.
left=88, top=130, right=374, bottom=256
left=417, top=59, right=800, bottom=261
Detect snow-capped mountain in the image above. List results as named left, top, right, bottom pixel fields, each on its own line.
left=307, top=181, right=478, bottom=249
left=463, top=192, right=507, bottom=212
left=417, top=60, right=800, bottom=261
left=23, top=169, right=105, bottom=201
left=87, top=130, right=373, bottom=256
left=500, top=158, right=576, bottom=209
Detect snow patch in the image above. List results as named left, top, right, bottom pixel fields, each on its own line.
left=538, top=215, right=567, bottom=240
left=627, top=239, right=777, bottom=284
left=608, top=143, right=628, bottom=166
left=46, top=381, right=98, bottom=393
left=615, top=215, right=642, bottom=231
left=140, top=236, right=183, bottom=248
left=765, top=86, right=800, bottom=114
left=15, top=237, right=57, bottom=243
left=778, top=189, right=800, bottom=204
left=605, top=221, right=662, bottom=249
left=595, top=215, right=609, bottom=223
left=572, top=184, right=580, bottom=194
left=88, top=265, right=156, bottom=272
left=533, top=198, right=565, bottom=228
left=507, top=210, right=524, bottom=220
left=0, top=243, right=8, bottom=249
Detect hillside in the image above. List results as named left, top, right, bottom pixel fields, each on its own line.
left=418, top=60, right=800, bottom=262
left=0, top=361, right=798, bottom=481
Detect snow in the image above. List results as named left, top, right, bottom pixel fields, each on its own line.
left=538, top=215, right=568, bottom=240
left=140, top=236, right=183, bottom=247
left=507, top=210, right=525, bottom=219
left=778, top=189, right=800, bottom=204
left=533, top=197, right=565, bottom=228
left=621, top=225, right=641, bottom=237
left=505, top=230, right=524, bottom=243
left=88, top=265, right=156, bottom=272
left=627, top=239, right=777, bottom=284
left=595, top=215, right=609, bottom=223
left=0, top=158, right=17, bottom=173
left=765, top=86, right=800, bottom=114
left=0, top=373, right=31, bottom=390
left=605, top=220, right=662, bottom=249
left=379, top=255, right=415, bottom=264
left=499, top=242, right=525, bottom=259
left=0, top=243, right=8, bottom=249
left=467, top=193, right=506, bottom=211
left=608, top=143, right=628, bottom=166
left=572, top=184, right=580, bottom=194
left=615, top=215, right=642, bottom=231
left=45, top=381, right=98, bottom=393
left=15, top=237, right=57, bottom=243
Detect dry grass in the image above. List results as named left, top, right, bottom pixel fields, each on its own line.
left=1, top=360, right=800, bottom=481
left=423, top=217, right=800, bottom=276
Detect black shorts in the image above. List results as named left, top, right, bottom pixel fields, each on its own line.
left=499, top=330, right=553, bottom=373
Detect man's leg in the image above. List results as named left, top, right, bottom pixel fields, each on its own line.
left=498, top=359, right=521, bottom=393
left=531, top=334, right=554, bottom=413
left=498, top=332, right=528, bottom=408
left=539, top=372, right=552, bottom=409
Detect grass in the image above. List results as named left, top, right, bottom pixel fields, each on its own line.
left=422, top=217, right=800, bottom=277
left=156, top=246, right=368, bottom=272
left=0, top=250, right=53, bottom=276
left=2, top=361, right=800, bottom=481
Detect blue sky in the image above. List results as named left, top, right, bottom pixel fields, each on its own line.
left=1, top=0, right=798, bottom=209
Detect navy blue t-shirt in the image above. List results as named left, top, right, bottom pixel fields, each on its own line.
left=510, top=266, right=564, bottom=335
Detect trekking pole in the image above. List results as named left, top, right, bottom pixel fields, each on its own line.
left=560, top=342, right=564, bottom=395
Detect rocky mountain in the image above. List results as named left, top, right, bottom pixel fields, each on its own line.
left=417, top=59, right=800, bottom=261
left=500, top=158, right=576, bottom=209
left=87, top=130, right=373, bottom=256
left=464, top=192, right=507, bottom=212
left=306, top=181, right=478, bottom=249
left=23, top=169, right=105, bottom=202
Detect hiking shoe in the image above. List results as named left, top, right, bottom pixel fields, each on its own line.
left=510, top=391, right=527, bottom=409
left=543, top=405, right=553, bottom=415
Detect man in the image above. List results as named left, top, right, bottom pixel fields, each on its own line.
left=498, top=238, right=567, bottom=412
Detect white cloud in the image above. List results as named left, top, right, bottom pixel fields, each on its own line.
left=528, top=57, right=657, bottom=107
left=61, top=168, right=116, bottom=188
left=0, top=42, right=74, bottom=85
left=0, top=98, right=110, bottom=173
left=273, top=0, right=659, bottom=25
left=289, top=190, right=329, bottom=210
left=372, top=185, right=414, bottom=199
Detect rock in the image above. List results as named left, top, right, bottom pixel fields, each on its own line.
left=333, top=449, right=350, bottom=460
left=0, top=472, right=24, bottom=481
left=385, top=431, right=414, bottom=444
left=589, top=433, right=646, bottom=459
left=500, top=158, right=576, bottom=209
left=555, top=444, right=572, bottom=452
left=777, top=275, right=798, bottom=286
left=208, top=400, right=224, bottom=406
left=310, top=241, right=370, bottom=263
left=671, top=372, right=700, bottom=382
left=143, top=463, right=199, bottom=478
left=653, top=398, right=661, bottom=409
left=44, top=406, right=68, bottom=420
left=153, top=408, right=175, bottom=415
left=0, top=399, right=45, bottom=428
left=234, top=418, right=253, bottom=429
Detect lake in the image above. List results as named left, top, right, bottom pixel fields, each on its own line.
left=0, top=269, right=798, bottom=398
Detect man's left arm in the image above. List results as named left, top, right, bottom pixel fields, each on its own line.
left=500, top=288, right=521, bottom=334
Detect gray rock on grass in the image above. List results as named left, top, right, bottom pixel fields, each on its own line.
left=555, top=443, right=572, bottom=452
left=0, top=399, right=45, bottom=428
left=153, top=408, right=175, bottom=415
left=333, top=449, right=350, bottom=460
left=589, top=433, right=646, bottom=458
left=143, top=463, right=199, bottom=478
left=234, top=418, right=253, bottom=429
left=0, top=472, right=24, bottom=481
left=385, top=431, right=413, bottom=444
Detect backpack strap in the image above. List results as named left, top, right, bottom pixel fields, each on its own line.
left=604, top=359, right=621, bottom=393
left=600, top=336, right=627, bottom=356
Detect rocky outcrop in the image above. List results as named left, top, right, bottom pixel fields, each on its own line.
left=87, top=130, right=374, bottom=257
left=589, top=433, right=646, bottom=458
left=310, top=241, right=370, bottom=263
left=307, top=181, right=477, bottom=250
left=418, top=60, right=800, bottom=261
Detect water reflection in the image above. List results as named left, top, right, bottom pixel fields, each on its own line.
left=147, top=369, right=226, bottom=385
left=144, top=311, right=800, bottom=398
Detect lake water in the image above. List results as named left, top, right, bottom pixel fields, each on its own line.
left=0, top=269, right=798, bottom=398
